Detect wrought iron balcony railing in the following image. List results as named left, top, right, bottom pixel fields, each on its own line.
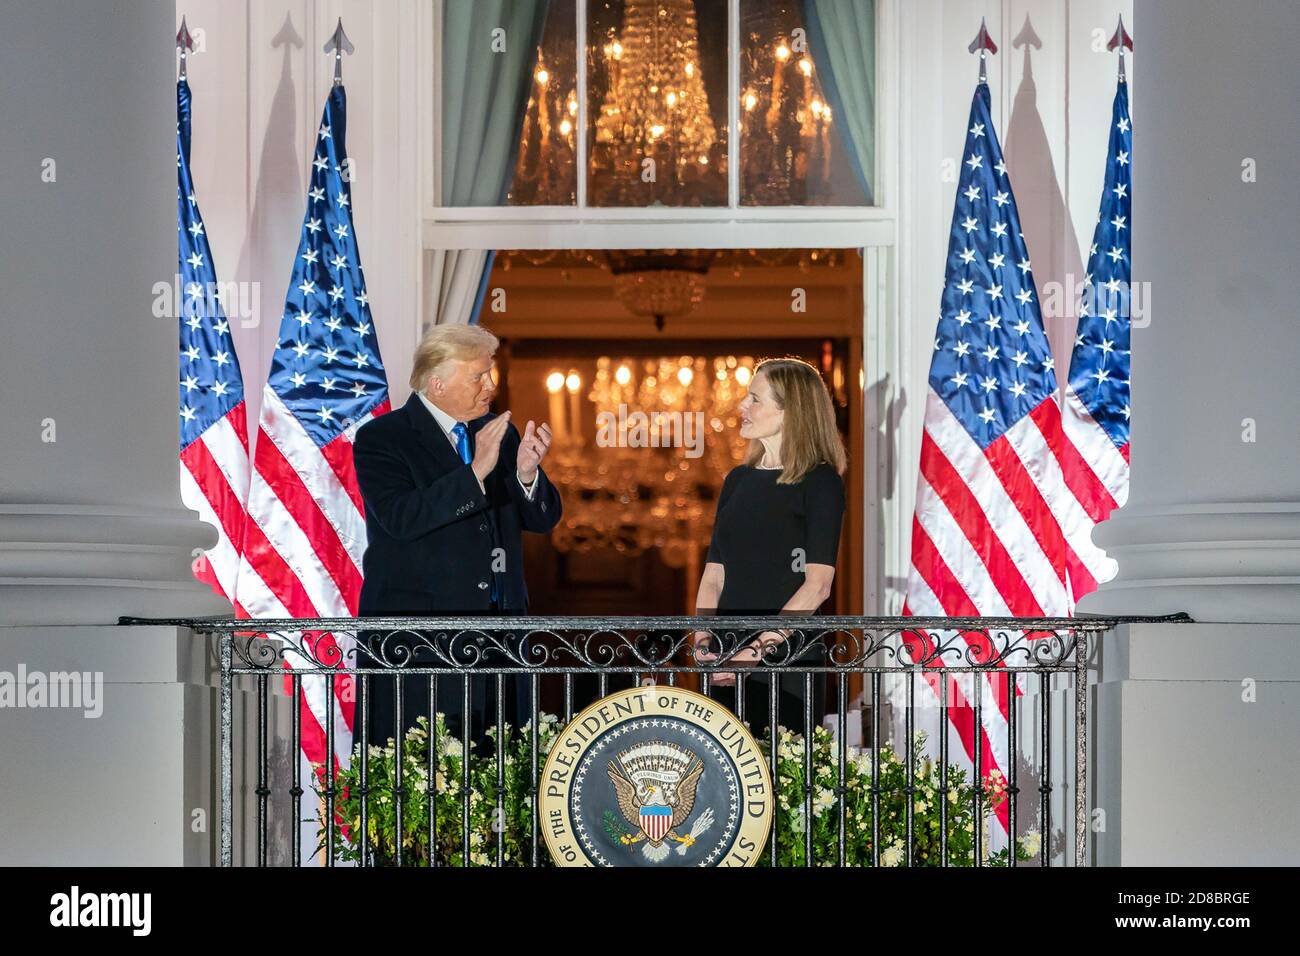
left=121, top=613, right=1190, bottom=868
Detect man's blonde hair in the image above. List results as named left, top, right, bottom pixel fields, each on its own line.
left=408, top=324, right=500, bottom=392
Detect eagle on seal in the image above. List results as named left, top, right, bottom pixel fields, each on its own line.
left=607, top=740, right=714, bottom=862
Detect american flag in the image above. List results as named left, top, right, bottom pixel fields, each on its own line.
left=177, top=78, right=250, bottom=602
left=901, top=80, right=1114, bottom=836
left=1060, top=76, right=1132, bottom=600
left=234, top=85, right=390, bottom=790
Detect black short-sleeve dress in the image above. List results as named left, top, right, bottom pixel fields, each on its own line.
left=702, top=461, right=845, bottom=734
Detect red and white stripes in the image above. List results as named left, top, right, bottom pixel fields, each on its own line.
left=233, top=387, right=390, bottom=777
left=180, top=404, right=251, bottom=603
left=903, top=389, right=1084, bottom=834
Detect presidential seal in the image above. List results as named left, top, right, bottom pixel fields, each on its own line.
left=539, top=687, right=773, bottom=867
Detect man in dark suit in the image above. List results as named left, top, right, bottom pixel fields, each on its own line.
left=351, top=324, right=560, bottom=750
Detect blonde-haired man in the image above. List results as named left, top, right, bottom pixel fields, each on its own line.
left=352, top=324, right=560, bottom=746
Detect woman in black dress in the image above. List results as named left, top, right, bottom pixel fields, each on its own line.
left=693, top=357, right=847, bottom=737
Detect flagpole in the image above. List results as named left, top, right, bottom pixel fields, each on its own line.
left=968, top=17, right=998, bottom=85
left=176, top=16, right=193, bottom=81
left=1107, top=15, right=1134, bottom=83
left=311, top=15, right=358, bottom=868
left=323, top=17, right=355, bottom=87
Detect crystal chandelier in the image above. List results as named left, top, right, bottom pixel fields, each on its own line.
left=543, top=353, right=756, bottom=569
left=509, top=51, right=579, bottom=205
left=739, top=29, right=838, bottom=205
left=591, top=0, right=722, bottom=206
left=604, top=249, right=715, bottom=331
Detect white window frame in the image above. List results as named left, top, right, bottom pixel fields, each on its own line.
left=421, top=0, right=897, bottom=249
left=417, top=0, right=902, bottom=614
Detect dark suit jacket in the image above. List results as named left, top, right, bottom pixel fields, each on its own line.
left=352, top=393, right=561, bottom=616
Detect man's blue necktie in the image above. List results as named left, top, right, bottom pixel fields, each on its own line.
left=451, top=421, right=498, bottom=604
left=450, top=421, right=472, bottom=464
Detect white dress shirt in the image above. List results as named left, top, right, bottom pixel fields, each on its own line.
left=416, top=391, right=538, bottom=499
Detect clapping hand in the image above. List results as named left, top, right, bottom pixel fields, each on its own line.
left=471, top=411, right=511, bottom=483
left=517, top=420, right=552, bottom=484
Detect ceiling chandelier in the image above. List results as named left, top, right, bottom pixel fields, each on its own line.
left=591, top=0, right=722, bottom=206
left=604, top=249, right=716, bottom=331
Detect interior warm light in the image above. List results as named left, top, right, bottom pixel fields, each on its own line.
left=735, top=366, right=752, bottom=386
left=590, top=0, right=720, bottom=206
left=604, top=250, right=715, bottom=329
left=743, top=91, right=758, bottom=111
left=776, top=43, right=790, bottom=61
left=799, top=58, right=813, bottom=76
left=536, top=68, right=549, bottom=85
left=559, top=119, right=573, bottom=136
left=546, top=371, right=566, bottom=393
left=565, top=372, right=582, bottom=393
left=548, top=352, right=762, bottom=560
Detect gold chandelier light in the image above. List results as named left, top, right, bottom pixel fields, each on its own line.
left=544, top=353, right=756, bottom=570
left=604, top=249, right=715, bottom=331
left=591, top=0, right=721, bottom=206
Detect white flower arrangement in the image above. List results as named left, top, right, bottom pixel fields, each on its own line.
left=323, top=715, right=1041, bottom=868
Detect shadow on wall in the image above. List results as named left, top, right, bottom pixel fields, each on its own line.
left=1003, top=15, right=1085, bottom=375
left=866, top=372, right=909, bottom=600
left=234, top=12, right=307, bottom=438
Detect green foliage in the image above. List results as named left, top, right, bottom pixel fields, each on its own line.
left=319, top=712, right=562, bottom=867
left=757, top=725, right=1039, bottom=867
left=318, top=715, right=1039, bottom=867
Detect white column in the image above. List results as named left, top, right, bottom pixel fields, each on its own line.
left=1079, top=0, right=1300, bottom=625
left=0, top=0, right=230, bottom=625
left=0, top=0, right=268, bottom=865
left=1081, top=0, right=1300, bottom=865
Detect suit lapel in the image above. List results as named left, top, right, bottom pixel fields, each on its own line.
left=467, top=414, right=491, bottom=445
left=404, top=393, right=465, bottom=474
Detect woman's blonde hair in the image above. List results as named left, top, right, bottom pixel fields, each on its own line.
left=408, top=324, right=500, bottom=392
left=744, top=357, right=847, bottom=484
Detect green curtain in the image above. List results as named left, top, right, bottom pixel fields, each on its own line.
left=803, top=0, right=876, bottom=203
left=441, top=0, right=549, bottom=205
